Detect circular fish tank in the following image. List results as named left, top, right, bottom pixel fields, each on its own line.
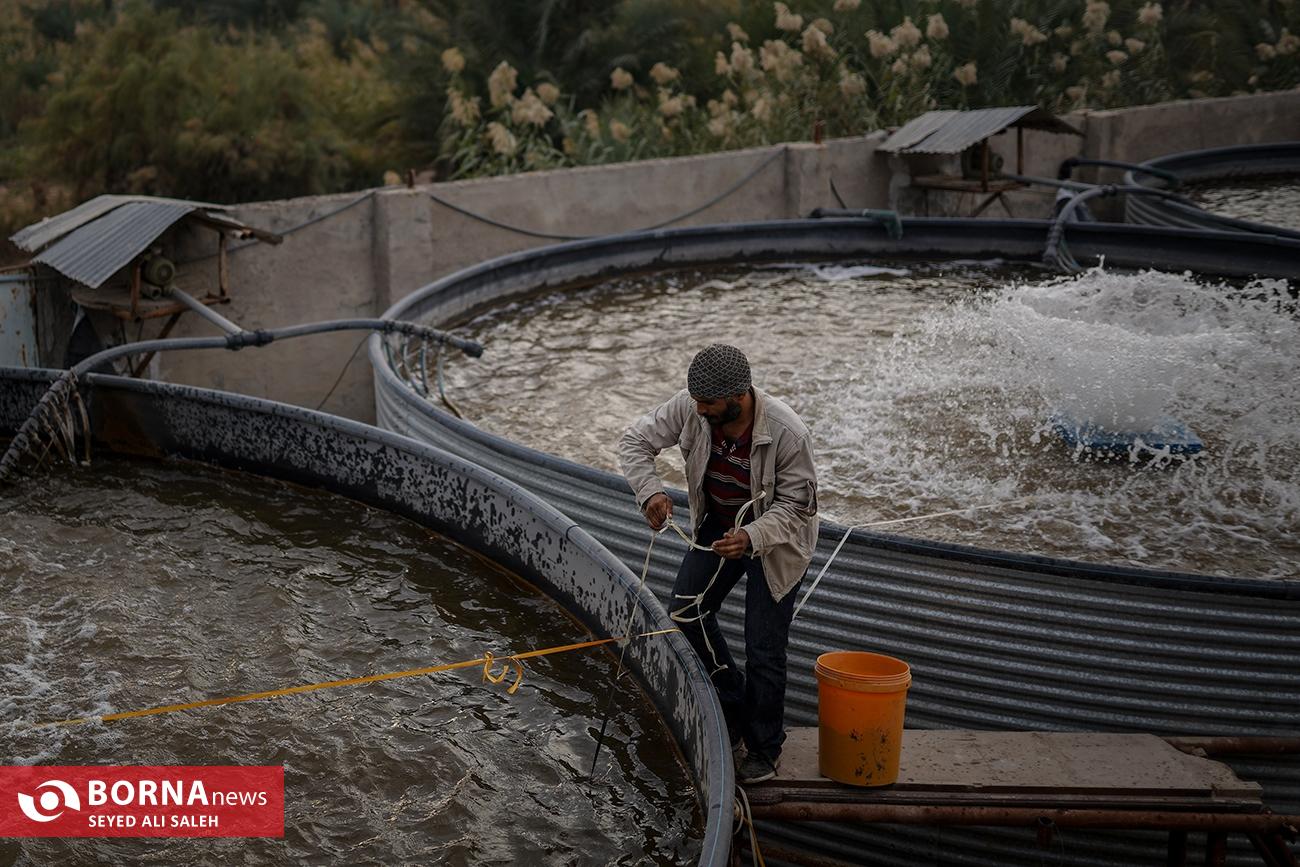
left=424, top=260, right=1296, bottom=579
left=0, top=369, right=731, bottom=866
left=372, top=218, right=1300, bottom=865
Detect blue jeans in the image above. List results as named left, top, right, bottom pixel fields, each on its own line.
left=671, top=515, right=801, bottom=762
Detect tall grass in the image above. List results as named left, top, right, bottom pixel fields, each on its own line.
left=1, top=0, right=1296, bottom=237
left=436, top=0, right=1299, bottom=178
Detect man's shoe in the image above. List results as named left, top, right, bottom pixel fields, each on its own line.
left=737, top=753, right=777, bottom=784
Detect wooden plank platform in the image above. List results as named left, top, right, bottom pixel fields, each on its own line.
left=747, top=729, right=1262, bottom=809
left=70, top=286, right=230, bottom=321
left=910, top=174, right=1024, bottom=193
left=739, top=730, right=1300, bottom=866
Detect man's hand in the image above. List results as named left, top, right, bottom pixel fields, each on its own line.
left=643, top=492, right=672, bottom=530
left=711, top=528, right=750, bottom=559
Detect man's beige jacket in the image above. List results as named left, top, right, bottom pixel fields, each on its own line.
left=617, top=387, right=819, bottom=602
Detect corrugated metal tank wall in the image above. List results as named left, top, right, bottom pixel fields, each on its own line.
left=373, top=219, right=1300, bottom=866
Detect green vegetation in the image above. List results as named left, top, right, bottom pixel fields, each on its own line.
left=2, top=0, right=1297, bottom=236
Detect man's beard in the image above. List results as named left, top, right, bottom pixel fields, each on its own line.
left=706, top=399, right=743, bottom=427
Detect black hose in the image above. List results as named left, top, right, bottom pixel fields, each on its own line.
left=181, top=189, right=387, bottom=265
left=61, top=318, right=480, bottom=380
left=999, top=172, right=1094, bottom=192
left=264, top=319, right=483, bottom=356
left=806, top=208, right=904, bottom=240
left=1058, top=157, right=1180, bottom=186
left=829, top=176, right=849, bottom=209
left=1044, top=184, right=1203, bottom=272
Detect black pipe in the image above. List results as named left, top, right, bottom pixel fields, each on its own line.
left=1059, top=157, right=1181, bottom=186
left=1, top=318, right=483, bottom=484
left=1000, top=172, right=1094, bottom=192
left=68, top=317, right=481, bottom=379
left=1045, top=185, right=1203, bottom=271
left=806, top=208, right=903, bottom=239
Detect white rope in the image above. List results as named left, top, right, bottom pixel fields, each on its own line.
left=665, top=492, right=765, bottom=674
left=734, top=784, right=767, bottom=866
left=589, top=511, right=663, bottom=779
left=791, top=495, right=1039, bottom=621
left=660, top=517, right=713, bottom=551
left=653, top=486, right=1037, bottom=661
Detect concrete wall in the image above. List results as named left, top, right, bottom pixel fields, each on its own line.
left=364, top=134, right=890, bottom=310
left=1083, top=90, right=1300, bottom=169
left=157, top=134, right=889, bottom=421
left=161, top=193, right=381, bottom=417
left=144, top=91, right=1299, bottom=422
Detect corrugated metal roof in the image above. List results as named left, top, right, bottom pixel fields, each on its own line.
left=880, top=106, right=1082, bottom=154
left=877, top=110, right=959, bottom=153
left=10, top=194, right=225, bottom=253
left=32, top=201, right=194, bottom=289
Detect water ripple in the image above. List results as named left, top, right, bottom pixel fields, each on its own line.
left=0, top=459, right=700, bottom=864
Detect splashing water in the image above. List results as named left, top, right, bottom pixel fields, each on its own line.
left=440, top=263, right=1298, bottom=578
left=833, top=267, right=1299, bottom=577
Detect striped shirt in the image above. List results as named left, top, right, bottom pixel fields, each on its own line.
left=705, top=423, right=753, bottom=525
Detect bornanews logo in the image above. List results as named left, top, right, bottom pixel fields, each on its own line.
left=0, top=766, right=283, bottom=838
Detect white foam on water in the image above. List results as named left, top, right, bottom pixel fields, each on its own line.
left=753, top=261, right=910, bottom=279
left=806, top=264, right=911, bottom=281
left=818, top=267, right=1299, bottom=575
left=0, top=609, right=74, bottom=763
left=444, top=261, right=1297, bottom=577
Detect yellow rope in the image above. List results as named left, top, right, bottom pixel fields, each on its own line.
left=33, top=627, right=680, bottom=729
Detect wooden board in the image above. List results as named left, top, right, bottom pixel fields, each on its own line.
left=71, top=286, right=228, bottom=321
left=910, top=174, right=1024, bottom=193
left=748, top=729, right=1262, bottom=808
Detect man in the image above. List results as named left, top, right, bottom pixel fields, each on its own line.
left=617, top=343, right=819, bottom=784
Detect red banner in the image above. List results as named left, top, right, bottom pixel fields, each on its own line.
left=0, top=766, right=284, bottom=838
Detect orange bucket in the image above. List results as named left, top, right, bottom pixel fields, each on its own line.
left=815, top=651, right=911, bottom=786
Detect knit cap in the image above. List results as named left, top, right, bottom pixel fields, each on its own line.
left=687, top=344, right=751, bottom=400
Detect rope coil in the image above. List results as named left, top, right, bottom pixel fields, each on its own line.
left=668, top=492, right=765, bottom=675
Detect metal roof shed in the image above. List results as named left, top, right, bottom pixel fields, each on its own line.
left=10, top=195, right=281, bottom=374
left=879, top=106, right=1081, bottom=156
left=10, top=194, right=280, bottom=326
left=880, top=107, right=1083, bottom=215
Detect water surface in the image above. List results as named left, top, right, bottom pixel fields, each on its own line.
left=0, top=457, right=701, bottom=865
left=427, top=262, right=1299, bottom=578
left=1187, top=176, right=1300, bottom=231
